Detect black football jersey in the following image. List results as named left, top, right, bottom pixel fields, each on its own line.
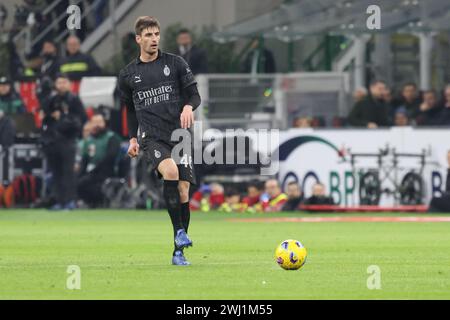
left=118, top=50, right=197, bottom=142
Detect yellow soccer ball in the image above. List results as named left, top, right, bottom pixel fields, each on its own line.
left=275, top=239, right=307, bottom=270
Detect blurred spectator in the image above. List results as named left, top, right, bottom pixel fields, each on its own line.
left=310, top=116, right=326, bottom=128
left=39, top=40, right=60, bottom=80
left=348, top=80, right=390, bottom=128
left=41, top=73, right=87, bottom=210
left=76, top=113, right=121, bottom=208
left=242, top=182, right=262, bottom=209
left=383, top=87, right=394, bottom=105
left=0, top=4, right=7, bottom=28
left=393, top=107, right=410, bottom=127
left=0, top=110, right=15, bottom=149
left=241, top=39, right=276, bottom=74
left=293, top=116, right=311, bottom=128
left=261, top=179, right=288, bottom=212
left=0, top=34, right=24, bottom=80
left=428, top=150, right=450, bottom=212
left=190, top=183, right=225, bottom=211
left=392, top=83, right=421, bottom=119
left=352, top=87, right=367, bottom=103
left=303, top=183, right=334, bottom=205
left=416, top=90, right=443, bottom=126
left=121, top=32, right=138, bottom=66
left=383, top=86, right=395, bottom=121
left=282, top=181, right=303, bottom=211
left=176, top=28, right=208, bottom=75
left=59, top=35, right=101, bottom=81
left=0, top=109, right=15, bottom=184
left=331, top=116, right=347, bottom=128
left=219, top=188, right=244, bottom=212
left=0, top=76, right=25, bottom=115
left=438, top=85, right=450, bottom=126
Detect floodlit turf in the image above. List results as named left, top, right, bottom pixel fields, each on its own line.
left=1, top=210, right=450, bottom=300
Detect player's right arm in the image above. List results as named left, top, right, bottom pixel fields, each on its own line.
left=118, top=69, right=140, bottom=158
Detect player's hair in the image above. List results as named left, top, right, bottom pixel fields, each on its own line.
left=369, top=79, right=386, bottom=87
left=402, top=82, right=417, bottom=89
left=134, top=16, right=160, bottom=36
left=287, top=181, right=299, bottom=188
left=422, top=89, right=436, bottom=96
left=177, top=28, right=191, bottom=35
left=54, top=73, right=70, bottom=80
left=225, top=188, right=240, bottom=198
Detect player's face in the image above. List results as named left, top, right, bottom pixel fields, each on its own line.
left=402, top=85, right=417, bottom=101
left=177, top=32, right=191, bottom=47
left=55, top=78, right=71, bottom=93
left=286, top=184, right=301, bottom=198
left=0, top=84, right=11, bottom=96
left=247, top=186, right=260, bottom=198
left=136, top=27, right=160, bottom=55
left=312, top=184, right=325, bottom=197
left=423, top=92, right=437, bottom=107
left=265, top=180, right=280, bottom=197
left=90, top=115, right=106, bottom=134
left=445, top=88, right=450, bottom=104
left=66, top=37, right=80, bottom=55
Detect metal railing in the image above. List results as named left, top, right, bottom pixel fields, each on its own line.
left=13, top=0, right=124, bottom=57
left=196, top=72, right=351, bottom=131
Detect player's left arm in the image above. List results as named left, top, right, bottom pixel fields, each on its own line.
left=177, top=56, right=201, bottom=129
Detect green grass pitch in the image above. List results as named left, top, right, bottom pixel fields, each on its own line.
left=1, top=210, right=450, bottom=299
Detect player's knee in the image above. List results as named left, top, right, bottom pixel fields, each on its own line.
left=159, top=159, right=179, bottom=180
left=163, top=168, right=179, bottom=180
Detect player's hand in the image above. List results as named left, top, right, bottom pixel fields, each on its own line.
left=51, top=110, right=61, bottom=120
left=180, top=105, right=194, bottom=129
left=128, top=138, right=140, bottom=158
left=420, top=102, right=430, bottom=112
left=367, top=122, right=378, bottom=129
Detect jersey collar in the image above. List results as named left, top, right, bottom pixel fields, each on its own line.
left=135, top=50, right=162, bottom=64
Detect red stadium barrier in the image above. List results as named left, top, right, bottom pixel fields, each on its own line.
left=18, top=81, right=41, bottom=128
left=299, top=204, right=429, bottom=213
left=71, top=80, right=81, bottom=95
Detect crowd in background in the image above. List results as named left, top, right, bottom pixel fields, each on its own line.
left=190, top=180, right=334, bottom=213
left=1, top=5, right=450, bottom=210
left=292, top=81, right=450, bottom=129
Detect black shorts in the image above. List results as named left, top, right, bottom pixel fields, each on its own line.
left=141, top=138, right=196, bottom=185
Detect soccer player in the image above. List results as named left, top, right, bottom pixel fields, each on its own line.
left=118, top=16, right=201, bottom=266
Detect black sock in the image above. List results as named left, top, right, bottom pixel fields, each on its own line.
left=173, top=202, right=191, bottom=256
left=163, top=180, right=183, bottom=237
left=181, top=202, right=191, bottom=233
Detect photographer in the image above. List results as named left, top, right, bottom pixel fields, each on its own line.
left=41, top=73, right=87, bottom=210
left=76, top=113, right=121, bottom=208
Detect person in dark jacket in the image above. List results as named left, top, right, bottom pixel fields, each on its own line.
left=428, top=150, right=450, bottom=212
left=176, top=28, right=208, bottom=75
left=241, top=39, right=276, bottom=74
left=0, top=76, right=25, bottom=115
left=416, top=90, right=443, bottom=126
left=0, top=110, right=15, bottom=184
left=59, top=35, right=101, bottom=81
left=437, top=85, right=450, bottom=126
left=304, top=183, right=335, bottom=206
left=39, top=40, right=61, bottom=80
left=392, top=82, right=422, bottom=120
left=41, top=73, right=87, bottom=210
left=76, top=113, right=121, bottom=208
left=0, top=111, right=15, bottom=148
left=348, top=80, right=390, bottom=128
left=282, top=181, right=303, bottom=211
